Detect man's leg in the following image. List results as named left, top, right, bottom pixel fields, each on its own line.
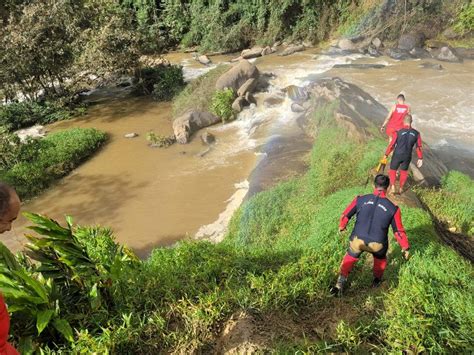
left=340, top=253, right=359, bottom=278
left=399, top=168, right=409, bottom=192
left=388, top=169, right=397, bottom=194
left=373, top=256, right=387, bottom=284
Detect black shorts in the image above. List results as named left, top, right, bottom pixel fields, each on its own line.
left=390, top=154, right=411, bottom=171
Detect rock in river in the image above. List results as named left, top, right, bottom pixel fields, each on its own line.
left=173, top=111, right=221, bottom=144
left=436, top=46, right=463, bottom=63
left=124, top=132, right=139, bottom=138
left=215, top=60, right=259, bottom=91
left=201, top=131, right=216, bottom=145
left=398, top=31, right=425, bottom=51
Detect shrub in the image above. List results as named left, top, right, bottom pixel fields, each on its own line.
left=453, top=2, right=474, bottom=35
left=133, top=66, right=185, bottom=101
left=0, top=101, right=83, bottom=132
left=0, top=128, right=107, bottom=200
left=172, top=65, right=230, bottom=118
left=209, top=88, right=235, bottom=123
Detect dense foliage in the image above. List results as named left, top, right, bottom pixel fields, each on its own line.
left=209, top=88, right=235, bottom=123
left=0, top=128, right=107, bottom=200
left=417, top=171, right=474, bottom=236
left=132, top=65, right=185, bottom=101
left=1, top=100, right=471, bottom=353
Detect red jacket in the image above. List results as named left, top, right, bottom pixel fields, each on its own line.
left=0, top=296, right=18, bottom=355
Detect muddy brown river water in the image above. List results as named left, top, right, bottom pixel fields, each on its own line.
left=4, top=48, right=473, bottom=256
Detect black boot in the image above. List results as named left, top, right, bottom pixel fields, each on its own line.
left=372, top=277, right=383, bottom=288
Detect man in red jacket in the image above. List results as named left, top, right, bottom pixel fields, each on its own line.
left=380, top=94, right=411, bottom=141
left=0, top=183, right=20, bottom=355
left=331, top=175, right=410, bottom=296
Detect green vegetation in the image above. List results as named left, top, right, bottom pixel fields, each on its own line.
left=209, top=88, right=235, bottom=123
left=0, top=101, right=85, bottom=132
left=453, top=2, right=474, bottom=35
left=172, top=65, right=230, bottom=118
left=0, top=128, right=107, bottom=200
left=146, top=131, right=176, bottom=147
left=1, top=100, right=471, bottom=353
left=133, top=65, right=185, bottom=101
left=417, top=171, right=474, bottom=236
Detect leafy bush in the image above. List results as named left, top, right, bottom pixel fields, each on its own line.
left=209, top=88, right=235, bottom=123
left=453, top=2, right=474, bottom=35
left=0, top=101, right=83, bottom=132
left=146, top=131, right=176, bottom=147
left=0, top=128, right=107, bottom=200
left=417, top=171, right=474, bottom=235
left=172, top=65, right=230, bottom=118
left=133, top=66, right=185, bottom=101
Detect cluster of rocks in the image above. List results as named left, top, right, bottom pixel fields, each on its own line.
left=333, top=31, right=473, bottom=64
left=173, top=60, right=261, bottom=144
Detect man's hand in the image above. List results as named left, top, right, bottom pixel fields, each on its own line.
left=417, top=159, right=423, bottom=168
left=402, top=249, right=410, bottom=261
left=380, top=125, right=386, bottom=133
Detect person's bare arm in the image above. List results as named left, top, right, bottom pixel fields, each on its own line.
left=381, top=105, right=395, bottom=132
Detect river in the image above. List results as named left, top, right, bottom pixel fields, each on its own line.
left=4, top=48, right=473, bottom=256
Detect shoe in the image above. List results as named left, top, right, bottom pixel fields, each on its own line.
left=372, top=277, right=383, bottom=288
left=330, top=275, right=346, bottom=297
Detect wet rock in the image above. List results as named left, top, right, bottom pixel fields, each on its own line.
left=241, top=46, right=263, bottom=59
left=124, top=132, right=138, bottom=138
left=455, top=47, right=474, bottom=60
left=442, top=27, right=460, bottom=40
left=173, top=111, right=221, bottom=144
left=419, top=62, right=443, bottom=70
left=284, top=85, right=308, bottom=102
left=261, top=46, right=273, bottom=56
left=385, top=48, right=412, bottom=60
left=338, top=38, right=357, bottom=51
left=368, top=45, right=380, bottom=57
left=436, top=46, right=463, bottom=63
left=201, top=131, right=216, bottom=145
left=372, top=37, right=382, bottom=49
left=291, top=103, right=305, bottom=113
left=196, top=54, right=211, bottom=65
left=244, top=92, right=256, bottom=105
left=216, top=60, right=259, bottom=91
left=409, top=47, right=431, bottom=59
left=232, top=96, right=247, bottom=113
left=237, top=78, right=257, bottom=97
left=398, top=31, right=425, bottom=51
left=278, top=44, right=305, bottom=56
left=264, top=95, right=285, bottom=107
left=333, top=63, right=386, bottom=69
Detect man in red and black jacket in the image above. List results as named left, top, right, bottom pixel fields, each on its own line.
left=331, top=175, right=410, bottom=296
left=384, top=114, right=423, bottom=194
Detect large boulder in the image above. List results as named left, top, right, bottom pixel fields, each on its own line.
left=241, top=46, right=263, bottom=59
left=173, top=111, right=221, bottom=144
left=196, top=54, right=211, bottom=65
left=385, top=48, right=412, bottom=60
left=436, top=46, right=463, bottom=63
left=215, top=60, right=259, bottom=91
left=398, top=32, right=425, bottom=51
left=279, top=44, right=305, bottom=56
left=455, top=47, right=474, bottom=60
left=237, top=78, right=257, bottom=97
left=338, top=38, right=357, bottom=51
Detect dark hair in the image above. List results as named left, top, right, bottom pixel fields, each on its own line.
left=374, top=174, right=390, bottom=189
left=404, top=114, right=413, bottom=125
left=0, top=183, right=13, bottom=217
left=397, top=94, right=405, bottom=101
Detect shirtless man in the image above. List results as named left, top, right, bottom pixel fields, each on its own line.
left=381, top=94, right=411, bottom=141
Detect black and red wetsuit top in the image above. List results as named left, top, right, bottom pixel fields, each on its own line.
left=385, top=126, right=423, bottom=160
left=339, top=189, right=409, bottom=250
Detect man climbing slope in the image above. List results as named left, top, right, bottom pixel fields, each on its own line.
left=0, top=183, right=20, bottom=355
left=380, top=94, right=411, bottom=141
left=384, top=114, right=423, bottom=194
left=331, top=175, right=410, bottom=296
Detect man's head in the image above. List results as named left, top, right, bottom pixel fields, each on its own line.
left=0, top=183, right=20, bottom=234
left=404, top=114, right=413, bottom=127
left=374, top=174, right=390, bottom=191
left=397, top=94, right=405, bottom=104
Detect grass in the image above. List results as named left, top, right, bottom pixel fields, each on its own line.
left=0, top=128, right=107, bottom=200
left=416, top=171, right=474, bottom=236
left=3, top=100, right=473, bottom=353
left=172, top=65, right=230, bottom=118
